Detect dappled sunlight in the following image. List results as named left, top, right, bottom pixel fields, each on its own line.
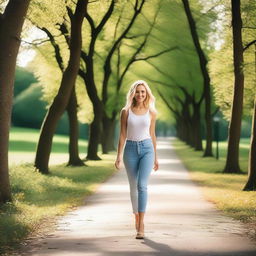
left=9, top=152, right=76, bottom=166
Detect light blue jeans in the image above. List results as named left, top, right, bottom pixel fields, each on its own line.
left=123, top=138, right=155, bottom=213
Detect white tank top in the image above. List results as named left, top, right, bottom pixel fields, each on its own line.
left=126, top=108, right=151, bottom=141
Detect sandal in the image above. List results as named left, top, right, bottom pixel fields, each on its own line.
left=135, top=223, right=144, bottom=239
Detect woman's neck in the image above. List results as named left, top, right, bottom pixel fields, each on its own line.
left=134, top=102, right=145, bottom=109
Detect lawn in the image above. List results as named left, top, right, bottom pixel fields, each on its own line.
left=0, top=127, right=117, bottom=255
left=8, top=127, right=88, bottom=166
left=173, top=138, right=256, bottom=240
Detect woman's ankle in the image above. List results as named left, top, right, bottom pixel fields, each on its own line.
left=138, top=222, right=144, bottom=232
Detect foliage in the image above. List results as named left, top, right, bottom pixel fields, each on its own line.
left=123, top=0, right=215, bottom=122
left=14, top=66, right=37, bottom=97
left=19, top=0, right=253, bottom=127
left=12, top=84, right=47, bottom=129
left=209, top=0, right=256, bottom=120
left=12, top=88, right=85, bottom=136
left=26, top=0, right=93, bottom=124
left=19, top=0, right=217, bottom=126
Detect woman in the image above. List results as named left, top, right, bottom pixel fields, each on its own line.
left=115, top=80, right=159, bottom=239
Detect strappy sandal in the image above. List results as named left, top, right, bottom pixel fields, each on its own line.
left=136, top=231, right=144, bottom=239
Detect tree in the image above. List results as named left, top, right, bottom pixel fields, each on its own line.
left=78, top=0, right=116, bottom=160
left=223, top=0, right=244, bottom=173
left=34, top=0, right=88, bottom=174
left=101, top=1, right=178, bottom=153
left=0, top=0, right=31, bottom=203
left=78, top=0, right=148, bottom=159
left=243, top=37, right=256, bottom=190
left=181, top=0, right=213, bottom=157
left=244, top=95, right=256, bottom=190
left=41, top=26, right=85, bottom=166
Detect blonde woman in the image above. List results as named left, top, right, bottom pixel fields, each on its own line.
left=115, top=80, right=159, bottom=239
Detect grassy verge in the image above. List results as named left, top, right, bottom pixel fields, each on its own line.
left=0, top=127, right=117, bottom=255
left=173, top=138, right=256, bottom=239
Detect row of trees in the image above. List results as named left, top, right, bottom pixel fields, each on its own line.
left=0, top=0, right=255, bottom=204
left=0, top=0, right=180, bottom=203
left=144, top=0, right=256, bottom=190
left=208, top=0, right=256, bottom=190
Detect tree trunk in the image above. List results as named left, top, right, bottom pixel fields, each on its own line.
left=192, top=103, right=203, bottom=151
left=79, top=68, right=103, bottom=160
left=223, top=0, right=244, bottom=173
left=34, top=0, right=88, bottom=174
left=182, top=0, right=213, bottom=157
left=181, top=98, right=193, bottom=146
left=243, top=96, right=256, bottom=190
left=86, top=100, right=103, bottom=160
left=0, top=0, right=30, bottom=204
left=101, top=114, right=116, bottom=154
left=41, top=27, right=84, bottom=167
left=67, top=88, right=85, bottom=166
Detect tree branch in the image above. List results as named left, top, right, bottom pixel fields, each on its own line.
left=20, top=38, right=50, bottom=46
left=114, top=3, right=125, bottom=40
left=211, top=107, right=220, bottom=117
left=157, top=88, right=180, bottom=116
left=116, top=3, right=161, bottom=91
left=41, top=27, right=65, bottom=72
left=95, top=0, right=115, bottom=34
left=58, top=20, right=70, bottom=46
left=84, top=7, right=95, bottom=31
left=102, top=0, right=146, bottom=103
left=243, top=39, right=256, bottom=51
left=242, top=26, right=256, bottom=30
left=124, top=33, right=147, bottom=39
left=135, top=46, right=179, bottom=61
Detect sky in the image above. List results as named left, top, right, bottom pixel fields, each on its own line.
left=17, top=27, right=46, bottom=67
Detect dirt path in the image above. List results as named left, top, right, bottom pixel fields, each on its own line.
left=18, top=138, right=256, bottom=256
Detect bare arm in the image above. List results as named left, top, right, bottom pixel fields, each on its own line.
left=115, top=108, right=128, bottom=169
left=150, top=111, right=159, bottom=171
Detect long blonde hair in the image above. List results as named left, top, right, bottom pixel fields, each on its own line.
left=124, top=80, right=157, bottom=113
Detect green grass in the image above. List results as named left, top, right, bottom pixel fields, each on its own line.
left=9, top=127, right=87, bottom=153
left=173, top=138, right=256, bottom=238
left=0, top=127, right=117, bottom=255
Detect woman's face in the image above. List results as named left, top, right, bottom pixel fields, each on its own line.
left=134, top=84, right=147, bottom=104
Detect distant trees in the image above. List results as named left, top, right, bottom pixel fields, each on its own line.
left=147, top=0, right=215, bottom=153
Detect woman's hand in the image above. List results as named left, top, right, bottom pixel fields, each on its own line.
left=153, top=158, right=159, bottom=171
left=115, top=156, right=122, bottom=170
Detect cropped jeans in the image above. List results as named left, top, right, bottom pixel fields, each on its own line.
left=123, top=138, right=155, bottom=213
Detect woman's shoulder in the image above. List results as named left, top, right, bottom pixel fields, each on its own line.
left=120, top=107, right=129, bottom=118
left=149, top=108, right=156, bottom=116
left=149, top=108, right=157, bottom=118
left=121, top=107, right=129, bottom=113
